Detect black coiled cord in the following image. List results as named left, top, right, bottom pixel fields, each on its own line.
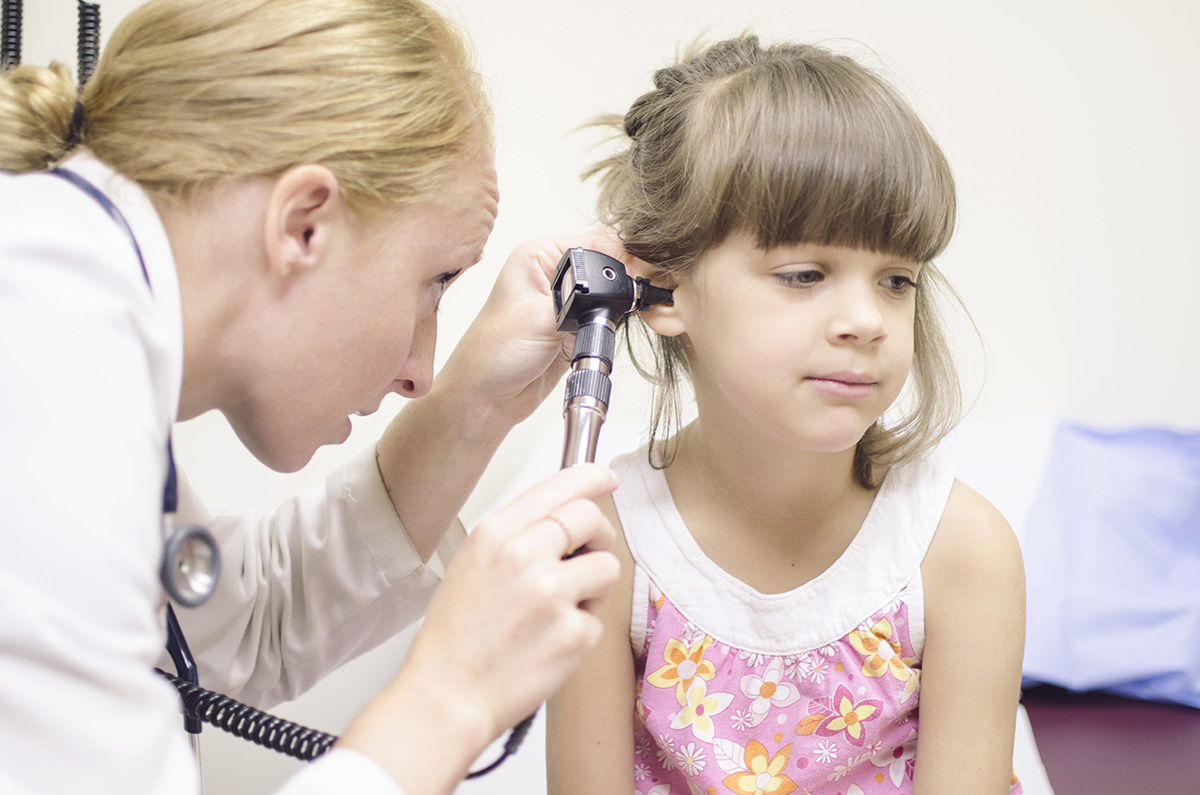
left=154, top=667, right=530, bottom=777
left=76, top=1, right=99, bottom=86
left=1, top=0, right=21, bottom=69
left=156, top=668, right=338, bottom=761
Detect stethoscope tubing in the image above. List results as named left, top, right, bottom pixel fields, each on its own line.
left=48, top=168, right=221, bottom=609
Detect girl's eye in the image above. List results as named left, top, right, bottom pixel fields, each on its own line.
left=776, top=269, right=823, bottom=287
left=881, top=274, right=918, bottom=294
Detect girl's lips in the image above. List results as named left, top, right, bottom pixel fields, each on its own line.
left=806, top=374, right=877, bottom=399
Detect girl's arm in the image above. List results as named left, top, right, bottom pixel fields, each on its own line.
left=914, top=481, right=1027, bottom=795
left=546, top=493, right=637, bottom=795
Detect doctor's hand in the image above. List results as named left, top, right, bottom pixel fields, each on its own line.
left=336, top=463, right=621, bottom=795
left=373, top=231, right=627, bottom=564
left=439, top=230, right=627, bottom=427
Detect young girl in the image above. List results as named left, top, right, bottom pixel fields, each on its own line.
left=547, top=36, right=1026, bottom=795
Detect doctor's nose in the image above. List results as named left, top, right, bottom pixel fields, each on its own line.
left=392, top=313, right=437, bottom=399
left=827, top=287, right=887, bottom=345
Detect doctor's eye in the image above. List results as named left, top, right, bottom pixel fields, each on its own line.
left=776, top=269, right=823, bottom=288
left=433, top=268, right=463, bottom=311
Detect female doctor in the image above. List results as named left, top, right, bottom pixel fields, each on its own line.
left=0, top=0, right=621, bottom=793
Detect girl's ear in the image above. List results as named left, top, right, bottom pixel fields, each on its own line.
left=625, top=256, right=687, bottom=338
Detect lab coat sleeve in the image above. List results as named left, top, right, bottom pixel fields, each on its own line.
left=276, top=749, right=406, bottom=795
left=168, top=445, right=465, bottom=708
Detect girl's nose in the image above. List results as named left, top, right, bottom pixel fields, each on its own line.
left=827, top=284, right=887, bottom=345
left=392, top=313, right=438, bottom=399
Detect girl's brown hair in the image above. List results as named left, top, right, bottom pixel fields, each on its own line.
left=0, top=0, right=488, bottom=212
left=588, top=35, right=961, bottom=486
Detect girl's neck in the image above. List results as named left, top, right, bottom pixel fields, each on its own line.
left=669, top=420, right=865, bottom=521
left=662, top=420, right=877, bottom=593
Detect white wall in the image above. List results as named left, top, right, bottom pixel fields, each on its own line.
left=23, top=0, right=1200, bottom=791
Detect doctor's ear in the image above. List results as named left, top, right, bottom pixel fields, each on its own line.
left=625, top=256, right=687, bottom=338
left=264, top=165, right=343, bottom=277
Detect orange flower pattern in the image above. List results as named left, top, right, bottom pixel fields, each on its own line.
left=633, top=585, right=1024, bottom=795
left=848, top=619, right=917, bottom=682
left=647, top=634, right=718, bottom=704
left=721, top=740, right=798, bottom=795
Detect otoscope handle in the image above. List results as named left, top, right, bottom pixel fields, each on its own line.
left=570, top=320, right=616, bottom=366
left=561, top=316, right=616, bottom=469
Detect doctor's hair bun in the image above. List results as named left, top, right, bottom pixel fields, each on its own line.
left=0, top=62, right=79, bottom=172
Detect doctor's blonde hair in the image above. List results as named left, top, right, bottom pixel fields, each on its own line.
left=0, top=0, right=488, bottom=212
left=590, top=35, right=962, bottom=487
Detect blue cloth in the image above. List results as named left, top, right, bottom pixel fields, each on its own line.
left=1021, top=423, right=1200, bottom=708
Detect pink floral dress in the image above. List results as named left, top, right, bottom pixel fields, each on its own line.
left=610, top=447, right=1022, bottom=795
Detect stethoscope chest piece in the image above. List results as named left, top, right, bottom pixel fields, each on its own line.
left=161, top=519, right=221, bottom=608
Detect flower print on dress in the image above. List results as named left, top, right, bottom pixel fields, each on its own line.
left=847, top=619, right=915, bottom=682
left=739, top=656, right=802, bottom=727
left=871, top=728, right=917, bottom=787
left=806, top=654, right=829, bottom=685
left=647, top=634, right=718, bottom=704
left=882, top=589, right=907, bottom=617
left=655, top=732, right=677, bottom=770
left=812, top=738, right=839, bottom=765
left=675, top=742, right=707, bottom=776
left=793, top=697, right=834, bottom=739
left=815, top=684, right=883, bottom=747
left=634, top=761, right=652, bottom=782
left=670, top=678, right=734, bottom=742
left=737, top=648, right=769, bottom=669
left=649, top=582, right=665, bottom=611
left=899, top=666, right=920, bottom=705
left=720, top=740, right=798, bottom=795
left=827, top=750, right=873, bottom=783
left=680, top=620, right=707, bottom=648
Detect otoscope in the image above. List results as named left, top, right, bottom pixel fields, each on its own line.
left=441, top=248, right=674, bottom=775
left=442, top=247, right=673, bottom=772
left=552, top=247, right=674, bottom=468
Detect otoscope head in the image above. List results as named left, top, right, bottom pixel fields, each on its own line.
left=552, top=248, right=673, bottom=334
left=553, top=248, right=673, bottom=467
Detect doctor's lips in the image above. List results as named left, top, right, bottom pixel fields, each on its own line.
left=805, top=371, right=878, bottom=399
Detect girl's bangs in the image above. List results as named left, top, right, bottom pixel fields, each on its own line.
left=697, top=63, right=956, bottom=263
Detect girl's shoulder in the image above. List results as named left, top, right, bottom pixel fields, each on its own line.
left=921, top=480, right=1026, bottom=620
left=926, top=481, right=1023, bottom=576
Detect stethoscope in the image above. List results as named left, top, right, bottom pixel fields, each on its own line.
left=50, top=168, right=222, bottom=609
left=160, top=437, right=221, bottom=607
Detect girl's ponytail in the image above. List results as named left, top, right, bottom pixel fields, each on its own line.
left=0, top=62, right=78, bottom=173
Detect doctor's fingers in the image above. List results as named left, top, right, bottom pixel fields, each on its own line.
left=559, top=547, right=622, bottom=615
left=472, top=464, right=618, bottom=547
left=469, top=498, right=616, bottom=588
left=535, top=496, right=617, bottom=558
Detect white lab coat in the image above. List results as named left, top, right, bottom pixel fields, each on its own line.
left=0, top=154, right=458, bottom=794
